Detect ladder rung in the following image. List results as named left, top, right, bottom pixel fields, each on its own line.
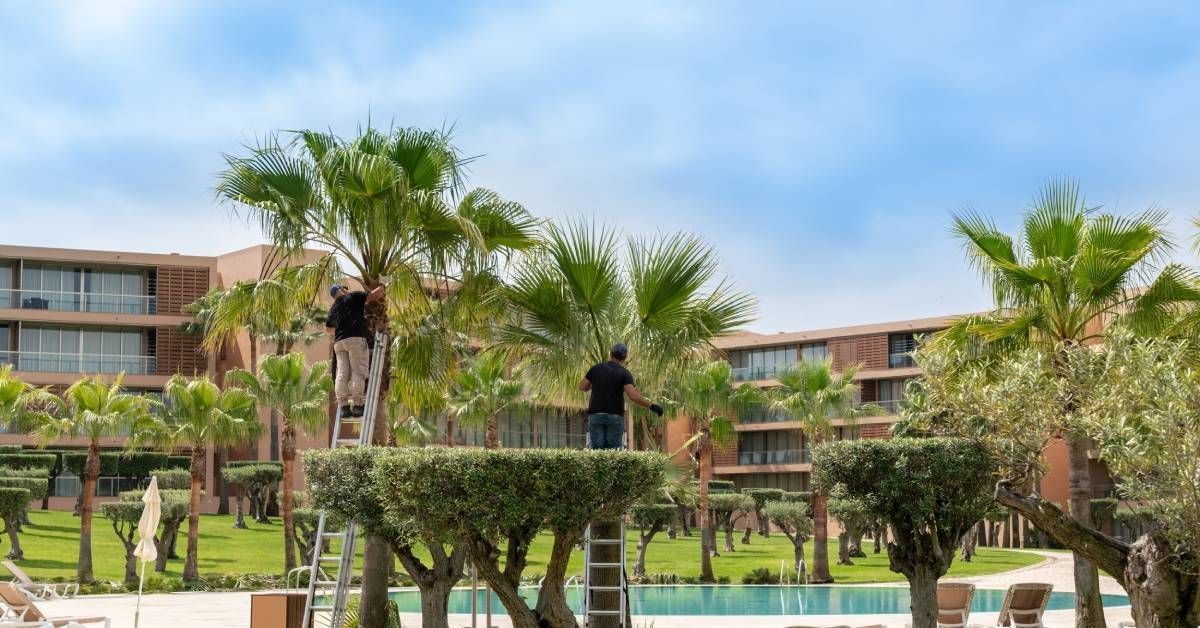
left=588, top=563, right=623, bottom=568
left=310, top=605, right=335, bottom=611
left=317, top=556, right=342, bottom=562
left=587, top=585, right=624, bottom=591
left=320, top=532, right=344, bottom=539
left=587, top=609, right=623, bottom=615
left=588, top=539, right=623, bottom=544
left=335, top=438, right=360, bottom=446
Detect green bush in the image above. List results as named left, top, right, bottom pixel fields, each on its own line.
left=0, top=487, right=31, bottom=517
left=0, top=446, right=23, bottom=455
left=0, top=467, right=52, bottom=479
left=741, top=567, right=779, bottom=584
left=165, top=456, right=191, bottom=470
left=707, top=480, right=735, bottom=493
left=0, top=477, right=48, bottom=502
left=743, top=488, right=784, bottom=504
left=782, top=491, right=811, bottom=503
left=631, top=504, right=676, bottom=529
left=150, top=469, right=192, bottom=490
left=709, top=492, right=754, bottom=514
left=62, top=452, right=120, bottom=477
left=63, top=452, right=170, bottom=479
left=765, top=501, right=812, bottom=536
left=228, top=460, right=283, bottom=470
left=0, top=453, right=57, bottom=471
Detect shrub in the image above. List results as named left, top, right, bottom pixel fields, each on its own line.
left=707, top=480, right=735, bottom=493
left=165, top=456, right=191, bottom=470
left=0, top=446, right=23, bottom=454
left=0, top=453, right=57, bottom=471
left=0, top=477, right=48, bottom=502
left=0, top=467, right=52, bottom=479
left=0, top=487, right=32, bottom=559
left=150, top=469, right=191, bottom=490
left=813, top=438, right=992, bottom=628
left=1090, top=498, right=1119, bottom=527
left=742, top=488, right=784, bottom=536
left=782, top=491, right=811, bottom=503
left=741, top=567, right=779, bottom=585
left=62, top=452, right=120, bottom=477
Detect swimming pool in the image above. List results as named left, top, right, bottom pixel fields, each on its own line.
left=387, top=585, right=1130, bottom=616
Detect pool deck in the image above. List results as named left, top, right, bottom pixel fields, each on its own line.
left=37, top=550, right=1132, bottom=627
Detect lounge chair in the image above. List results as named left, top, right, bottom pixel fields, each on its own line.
left=1, top=562, right=77, bottom=600
left=995, top=582, right=1053, bottom=628
left=0, top=583, right=110, bottom=628
left=937, top=582, right=976, bottom=628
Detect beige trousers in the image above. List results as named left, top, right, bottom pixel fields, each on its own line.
left=333, top=336, right=369, bottom=406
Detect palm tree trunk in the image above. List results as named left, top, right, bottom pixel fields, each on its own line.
left=1066, top=431, right=1107, bottom=628
left=183, top=445, right=205, bottom=581
left=445, top=417, right=455, bottom=447
left=248, top=332, right=260, bottom=460
left=484, top=414, right=499, bottom=449
left=77, top=441, right=100, bottom=583
left=281, top=422, right=298, bottom=573
left=215, top=447, right=229, bottom=515
left=810, top=431, right=834, bottom=583
left=360, top=293, right=393, bottom=628
left=698, top=430, right=714, bottom=582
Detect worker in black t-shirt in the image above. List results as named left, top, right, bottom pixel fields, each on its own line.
left=578, top=343, right=664, bottom=449
left=325, top=283, right=386, bottom=418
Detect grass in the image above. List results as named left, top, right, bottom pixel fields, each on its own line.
left=11, top=510, right=1041, bottom=586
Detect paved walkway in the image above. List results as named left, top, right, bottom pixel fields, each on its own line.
left=37, top=550, right=1132, bottom=627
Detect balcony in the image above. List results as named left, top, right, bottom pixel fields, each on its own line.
left=731, top=365, right=787, bottom=381
left=0, top=289, right=157, bottom=315
left=737, top=449, right=810, bottom=465
left=1, top=351, right=156, bottom=375
left=867, top=398, right=902, bottom=415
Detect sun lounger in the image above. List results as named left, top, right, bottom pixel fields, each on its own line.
left=0, top=562, right=77, bottom=600
left=994, top=582, right=1053, bottom=628
left=937, top=582, right=976, bottom=628
left=0, top=583, right=110, bottom=628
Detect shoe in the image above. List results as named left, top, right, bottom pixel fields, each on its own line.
left=351, top=405, right=365, bottom=417
left=339, top=405, right=353, bottom=418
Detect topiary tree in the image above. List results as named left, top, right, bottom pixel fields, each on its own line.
left=306, top=447, right=467, bottom=628
left=814, top=438, right=993, bottom=628
left=107, top=492, right=190, bottom=579
left=0, top=487, right=31, bottom=559
left=149, top=469, right=191, bottom=490
left=709, top=493, right=754, bottom=553
left=742, top=488, right=783, bottom=542
left=220, top=466, right=255, bottom=529
left=765, top=500, right=812, bottom=575
left=99, top=501, right=145, bottom=585
left=631, top=503, right=676, bottom=578
left=828, top=497, right=871, bottom=565
left=235, top=464, right=283, bottom=524
left=0, top=475, right=48, bottom=534
left=0, top=467, right=51, bottom=526
left=783, top=491, right=811, bottom=504
left=372, top=447, right=668, bottom=628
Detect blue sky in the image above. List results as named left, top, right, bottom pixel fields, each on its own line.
left=3, top=2, right=1200, bottom=332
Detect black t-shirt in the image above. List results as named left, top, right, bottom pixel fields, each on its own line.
left=326, top=291, right=369, bottom=341
left=585, top=361, right=635, bottom=415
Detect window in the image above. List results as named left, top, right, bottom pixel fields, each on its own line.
left=17, top=263, right=149, bottom=314
left=0, top=261, right=10, bottom=307
left=800, top=342, right=827, bottom=362
left=18, top=325, right=148, bottom=374
left=738, top=431, right=807, bottom=464
left=732, top=472, right=806, bottom=492
left=728, top=345, right=796, bottom=380
left=888, top=333, right=917, bottom=368
left=0, top=324, right=9, bottom=364
left=876, top=379, right=908, bottom=413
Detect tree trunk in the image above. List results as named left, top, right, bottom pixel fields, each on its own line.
left=531, top=414, right=540, bottom=448
left=698, top=431, right=714, bottom=582
left=534, top=530, right=580, bottom=628
left=907, top=563, right=940, bottom=628
left=233, top=489, right=247, bottom=529
left=359, top=532, right=394, bottom=628
left=4, top=518, right=23, bottom=560
left=248, top=333, right=259, bottom=459
left=793, top=541, right=805, bottom=576
left=445, top=417, right=455, bottom=447
left=77, top=441, right=100, bottom=583
left=634, top=528, right=656, bottom=578
left=742, top=524, right=753, bottom=545
left=838, top=530, right=853, bottom=565
left=1065, top=432, right=1107, bottom=628
left=810, top=491, right=833, bottom=582
left=281, top=423, right=298, bottom=573
left=723, top=521, right=735, bottom=552
left=484, top=413, right=499, bottom=449
left=183, top=446, right=205, bottom=581
left=215, top=448, right=229, bottom=515
left=961, top=526, right=977, bottom=562
left=394, top=543, right=465, bottom=628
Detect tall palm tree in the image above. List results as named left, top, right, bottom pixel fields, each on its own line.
left=935, top=178, right=1199, bottom=627
left=445, top=351, right=523, bottom=448
left=497, top=222, right=755, bottom=617
left=216, top=124, right=539, bottom=625
left=226, top=353, right=332, bottom=571
left=28, top=375, right=152, bottom=583
left=671, top=360, right=763, bottom=582
left=147, top=375, right=259, bottom=581
left=0, top=365, right=33, bottom=433
left=771, top=358, right=880, bottom=584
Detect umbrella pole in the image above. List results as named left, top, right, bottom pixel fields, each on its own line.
left=135, top=559, right=146, bottom=628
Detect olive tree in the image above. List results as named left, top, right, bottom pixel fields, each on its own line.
left=813, top=438, right=993, bottom=628
left=709, top=493, right=753, bottom=553
left=372, top=447, right=667, bottom=628
left=0, top=487, right=31, bottom=561
left=305, top=447, right=467, bottom=628
left=631, top=503, right=676, bottom=579
left=765, top=500, right=812, bottom=574
left=828, top=497, right=871, bottom=564
left=742, top=488, right=783, bottom=542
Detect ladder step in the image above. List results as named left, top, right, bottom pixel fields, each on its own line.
left=335, top=438, right=360, bottom=446
left=587, top=609, right=623, bottom=615
left=310, top=605, right=335, bottom=611
left=587, top=563, right=623, bottom=568
left=317, top=556, right=342, bottom=562
left=320, top=532, right=344, bottom=539
left=588, top=539, right=623, bottom=544
left=587, top=586, right=624, bottom=592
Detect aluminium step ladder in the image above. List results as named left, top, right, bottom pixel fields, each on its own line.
left=302, top=331, right=389, bottom=628
left=582, top=520, right=629, bottom=627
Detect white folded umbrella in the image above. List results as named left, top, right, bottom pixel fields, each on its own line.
left=133, top=476, right=162, bottom=628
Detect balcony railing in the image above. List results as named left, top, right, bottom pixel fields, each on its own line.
left=737, top=449, right=811, bottom=465
left=888, top=352, right=916, bottom=368
left=731, top=364, right=790, bottom=381
left=0, top=289, right=157, bottom=315
left=0, top=351, right=156, bottom=375
left=867, top=399, right=901, bottom=414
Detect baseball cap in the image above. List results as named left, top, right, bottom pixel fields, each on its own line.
left=329, top=284, right=345, bottom=298
left=611, top=342, right=628, bottom=360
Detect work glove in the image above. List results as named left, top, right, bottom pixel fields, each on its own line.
left=649, top=403, right=664, bottom=416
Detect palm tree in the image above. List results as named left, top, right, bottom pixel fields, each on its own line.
left=28, top=375, right=151, bottom=583
left=445, top=351, right=523, bottom=448
left=147, top=375, right=259, bottom=581
left=936, top=178, right=1199, bottom=626
left=497, top=222, right=755, bottom=615
left=671, top=360, right=763, bottom=582
left=227, top=353, right=332, bottom=571
left=0, top=365, right=33, bottom=433
left=771, top=358, right=881, bottom=584
left=216, top=124, right=540, bottom=624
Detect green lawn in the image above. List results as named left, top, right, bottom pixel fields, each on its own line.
left=12, top=510, right=1041, bottom=585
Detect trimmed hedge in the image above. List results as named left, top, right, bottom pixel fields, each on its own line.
left=707, top=480, right=735, bottom=494
left=0, top=477, right=48, bottom=502
left=743, top=488, right=785, bottom=506
left=0, top=488, right=31, bottom=517
left=782, top=491, right=812, bottom=504
left=150, top=469, right=192, bottom=490
left=63, top=452, right=120, bottom=477
left=228, top=460, right=283, bottom=470
left=0, top=453, right=57, bottom=471
left=709, top=493, right=754, bottom=514
left=63, top=451, right=173, bottom=478
left=166, top=456, right=191, bottom=470
left=631, top=504, right=677, bottom=528
left=0, top=446, right=23, bottom=455
left=765, top=501, right=812, bottom=536
left=0, top=467, right=52, bottom=479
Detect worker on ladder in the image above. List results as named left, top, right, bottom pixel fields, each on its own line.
left=578, top=342, right=664, bottom=449
left=326, top=282, right=386, bottom=419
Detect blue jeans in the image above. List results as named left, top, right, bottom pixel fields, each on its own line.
left=588, top=413, right=626, bottom=450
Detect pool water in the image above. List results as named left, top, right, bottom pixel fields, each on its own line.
left=387, top=585, right=1130, bottom=616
